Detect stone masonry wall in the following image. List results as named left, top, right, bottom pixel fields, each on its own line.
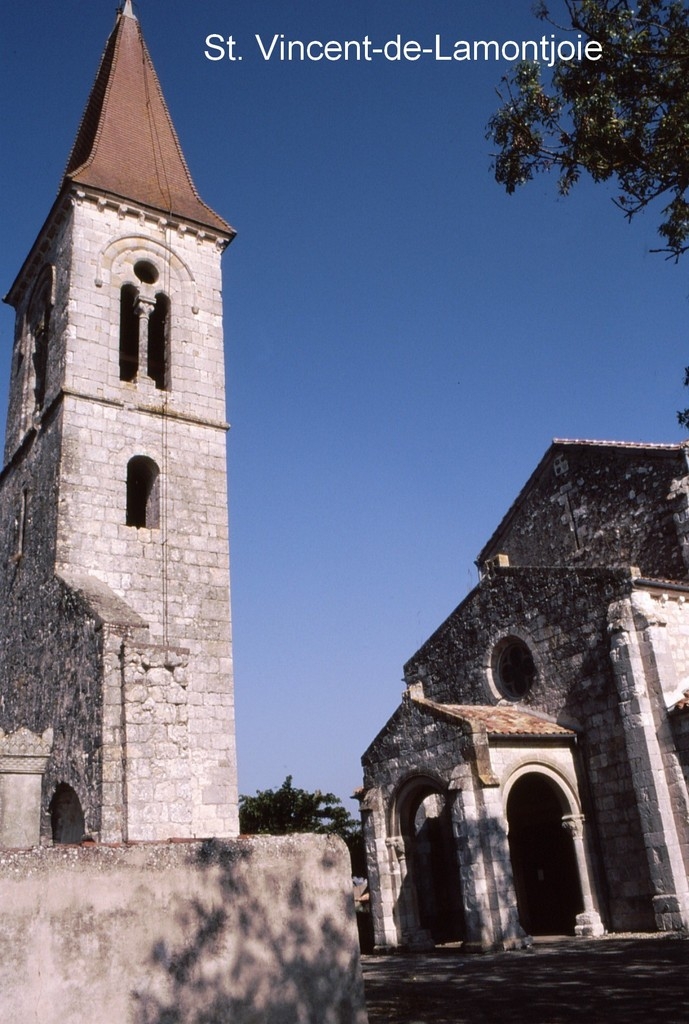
left=362, top=695, right=470, bottom=794
left=52, top=197, right=238, bottom=837
left=657, top=593, right=689, bottom=698
left=4, top=204, right=72, bottom=463
left=121, top=643, right=194, bottom=841
left=0, top=399, right=106, bottom=838
left=478, top=445, right=688, bottom=581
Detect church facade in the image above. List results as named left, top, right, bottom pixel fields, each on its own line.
left=0, top=2, right=238, bottom=845
left=360, top=439, right=689, bottom=950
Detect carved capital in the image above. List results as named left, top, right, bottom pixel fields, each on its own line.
left=385, top=835, right=406, bottom=860
left=135, top=295, right=156, bottom=318
left=562, top=813, right=584, bottom=839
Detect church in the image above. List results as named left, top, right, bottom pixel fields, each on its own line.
left=0, top=0, right=238, bottom=846
left=360, top=438, right=689, bottom=950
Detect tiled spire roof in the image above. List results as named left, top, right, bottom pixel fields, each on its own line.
left=62, top=2, right=233, bottom=236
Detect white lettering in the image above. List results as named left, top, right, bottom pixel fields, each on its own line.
left=255, top=33, right=281, bottom=61
left=204, top=34, right=226, bottom=61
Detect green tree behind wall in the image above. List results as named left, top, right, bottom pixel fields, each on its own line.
left=239, top=775, right=366, bottom=877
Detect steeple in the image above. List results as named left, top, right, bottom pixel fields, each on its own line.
left=62, top=4, right=232, bottom=236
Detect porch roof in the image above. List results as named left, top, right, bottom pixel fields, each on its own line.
left=411, top=695, right=576, bottom=738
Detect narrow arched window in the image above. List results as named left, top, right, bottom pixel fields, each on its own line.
left=32, top=308, right=50, bottom=409
left=126, top=456, right=160, bottom=529
left=49, top=783, right=85, bottom=844
left=148, top=292, right=169, bottom=390
left=26, top=266, right=54, bottom=412
left=119, top=284, right=139, bottom=381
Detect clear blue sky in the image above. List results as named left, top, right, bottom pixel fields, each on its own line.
left=2, top=2, right=688, bottom=816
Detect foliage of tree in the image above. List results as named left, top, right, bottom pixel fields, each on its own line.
left=239, top=775, right=366, bottom=876
left=678, top=370, right=689, bottom=429
left=488, top=1, right=689, bottom=259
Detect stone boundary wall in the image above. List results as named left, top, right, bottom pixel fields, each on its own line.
left=0, top=834, right=368, bottom=1024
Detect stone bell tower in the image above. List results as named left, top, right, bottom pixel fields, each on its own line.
left=0, top=2, right=238, bottom=843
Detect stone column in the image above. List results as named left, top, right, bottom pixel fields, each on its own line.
left=135, top=294, right=156, bottom=382
left=608, top=595, right=689, bottom=931
left=359, top=787, right=399, bottom=949
left=0, top=727, right=53, bottom=848
left=561, top=813, right=605, bottom=936
left=100, top=629, right=128, bottom=843
left=385, top=834, right=433, bottom=949
left=481, top=782, right=528, bottom=949
left=449, top=763, right=525, bottom=951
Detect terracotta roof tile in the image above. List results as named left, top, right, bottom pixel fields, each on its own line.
left=63, top=5, right=233, bottom=236
left=412, top=695, right=575, bottom=737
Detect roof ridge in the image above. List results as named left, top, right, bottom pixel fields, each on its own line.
left=62, top=13, right=121, bottom=185
left=552, top=438, right=684, bottom=451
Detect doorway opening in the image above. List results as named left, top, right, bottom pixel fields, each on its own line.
left=398, top=781, right=465, bottom=944
left=507, top=772, right=583, bottom=935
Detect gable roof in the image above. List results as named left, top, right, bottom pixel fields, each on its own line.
left=62, top=2, right=233, bottom=236
left=477, top=438, right=687, bottom=568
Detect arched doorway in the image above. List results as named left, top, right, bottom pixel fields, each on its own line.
left=506, top=773, right=583, bottom=935
left=396, top=779, right=465, bottom=944
left=49, top=783, right=85, bottom=844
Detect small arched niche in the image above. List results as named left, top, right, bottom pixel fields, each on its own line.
left=26, top=264, right=55, bottom=411
left=49, top=783, right=85, bottom=845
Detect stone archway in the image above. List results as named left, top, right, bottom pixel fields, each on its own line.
left=506, top=772, right=583, bottom=935
left=393, top=777, right=465, bottom=946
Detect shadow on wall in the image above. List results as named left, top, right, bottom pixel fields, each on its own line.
left=132, top=838, right=368, bottom=1024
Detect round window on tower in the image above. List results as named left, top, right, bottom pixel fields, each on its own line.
left=134, top=259, right=159, bottom=285
left=492, top=638, right=536, bottom=701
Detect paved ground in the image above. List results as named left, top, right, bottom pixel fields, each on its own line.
left=361, top=934, right=689, bottom=1023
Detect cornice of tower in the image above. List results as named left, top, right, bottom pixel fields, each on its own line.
left=4, top=186, right=230, bottom=311
left=3, top=192, right=73, bottom=310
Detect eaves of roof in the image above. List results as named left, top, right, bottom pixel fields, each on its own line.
left=411, top=695, right=576, bottom=738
